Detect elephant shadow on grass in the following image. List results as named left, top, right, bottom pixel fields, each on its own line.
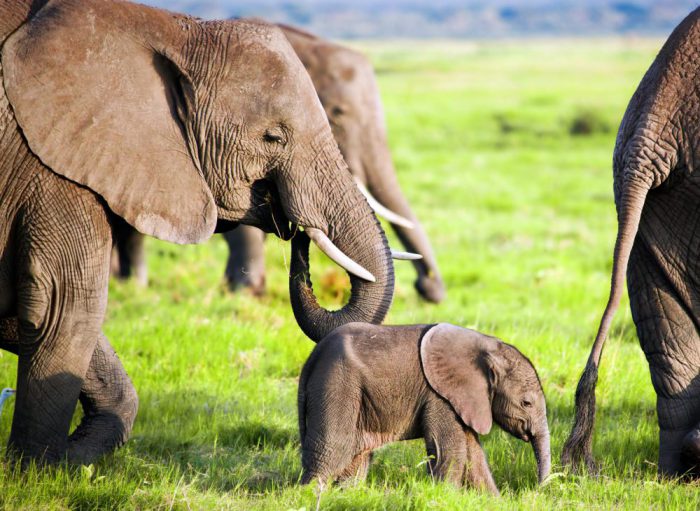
left=123, top=390, right=301, bottom=493
left=0, top=381, right=663, bottom=490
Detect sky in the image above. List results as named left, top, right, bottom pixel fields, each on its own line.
left=136, top=1, right=697, bottom=38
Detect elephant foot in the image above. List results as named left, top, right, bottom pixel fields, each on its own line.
left=226, top=272, right=266, bottom=297
left=681, top=429, right=700, bottom=476
left=682, top=429, right=700, bottom=458
left=658, top=429, right=700, bottom=478
left=67, top=404, right=137, bottom=465
left=414, top=274, right=446, bottom=304
left=335, top=451, right=373, bottom=486
left=67, top=335, right=139, bottom=465
left=67, top=384, right=138, bottom=465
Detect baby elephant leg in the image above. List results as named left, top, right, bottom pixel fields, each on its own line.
left=335, top=451, right=373, bottom=485
left=463, top=429, right=499, bottom=495
left=423, top=398, right=498, bottom=494
left=67, top=334, right=138, bottom=464
left=300, top=390, right=361, bottom=485
left=423, top=399, right=467, bottom=486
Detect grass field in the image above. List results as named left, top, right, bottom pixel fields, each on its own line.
left=2, top=38, right=699, bottom=510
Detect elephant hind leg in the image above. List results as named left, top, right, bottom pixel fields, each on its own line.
left=628, top=240, right=700, bottom=477
left=335, top=451, right=373, bottom=486
left=300, top=433, right=360, bottom=486
left=300, top=390, right=362, bottom=485
left=67, top=334, right=138, bottom=464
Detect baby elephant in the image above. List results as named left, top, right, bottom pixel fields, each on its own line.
left=298, top=323, right=551, bottom=494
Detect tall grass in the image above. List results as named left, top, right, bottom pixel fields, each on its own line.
left=2, top=38, right=695, bottom=510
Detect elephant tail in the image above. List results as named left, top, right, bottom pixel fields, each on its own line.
left=562, top=175, right=651, bottom=470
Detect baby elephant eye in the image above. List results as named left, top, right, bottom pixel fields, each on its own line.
left=330, top=105, right=346, bottom=117
left=521, top=399, right=533, bottom=408
left=263, top=129, right=286, bottom=145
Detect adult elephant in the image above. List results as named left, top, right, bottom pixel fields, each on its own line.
left=562, top=8, right=700, bottom=477
left=114, top=24, right=446, bottom=303
left=0, top=0, right=394, bottom=464
left=224, top=25, right=445, bottom=303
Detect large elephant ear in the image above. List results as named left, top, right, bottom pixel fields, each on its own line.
left=420, top=323, right=493, bottom=435
left=1, top=1, right=216, bottom=244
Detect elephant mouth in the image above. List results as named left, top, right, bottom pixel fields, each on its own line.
left=249, top=179, right=293, bottom=240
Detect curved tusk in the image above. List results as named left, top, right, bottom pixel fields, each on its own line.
left=355, top=179, right=415, bottom=230
left=304, top=227, right=376, bottom=282
left=391, top=250, right=423, bottom=260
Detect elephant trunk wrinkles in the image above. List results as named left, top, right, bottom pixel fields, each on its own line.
left=363, top=143, right=445, bottom=303
left=532, top=422, right=551, bottom=484
left=562, top=176, right=651, bottom=468
left=288, top=164, right=394, bottom=341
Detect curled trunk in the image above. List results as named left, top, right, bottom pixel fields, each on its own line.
left=284, top=133, right=395, bottom=343
left=289, top=218, right=394, bottom=342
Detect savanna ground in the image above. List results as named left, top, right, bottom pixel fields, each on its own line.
left=2, top=38, right=699, bottom=510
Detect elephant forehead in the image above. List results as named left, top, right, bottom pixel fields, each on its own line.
left=213, top=58, right=326, bottom=125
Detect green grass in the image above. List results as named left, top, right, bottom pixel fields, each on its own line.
left=2, top=38, right=697, bottom=509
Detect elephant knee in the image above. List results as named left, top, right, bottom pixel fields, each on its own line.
left=656, top=394, right=700, bottom=432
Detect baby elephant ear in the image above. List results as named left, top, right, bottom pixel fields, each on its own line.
left=2, top=1, right=216, bottom=244
left=420, top=323, right=493, bottom=435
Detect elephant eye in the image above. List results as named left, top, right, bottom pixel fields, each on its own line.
left=331, top=105, right=346, bottom=117
left=522, top=399, right=533, bottom=408
left=263, top=129, right=286, bottom=146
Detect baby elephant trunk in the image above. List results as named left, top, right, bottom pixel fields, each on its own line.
left=532, top=424, right=552, bottom=484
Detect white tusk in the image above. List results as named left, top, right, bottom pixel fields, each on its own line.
left=304, top=227, right=376, bottom=282
left=391, top=250, right=423, bottom=260
left=355, top=179, right=415, bottom=230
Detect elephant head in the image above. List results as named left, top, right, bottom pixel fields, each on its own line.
left=280, top=26, right=446, bottom=303
left=2, top=0, right=394, bottom=341
left=420, top=324, right=551, bottom=483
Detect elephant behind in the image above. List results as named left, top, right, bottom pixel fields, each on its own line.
left=0, top=0, right=394, bottom=464
left=113, top=23, right=446, bottom=303
left=563, top=7, right=700, bottom=476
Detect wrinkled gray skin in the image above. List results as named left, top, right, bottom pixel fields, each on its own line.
left=114, top=23, right=446, bottom=303
left=299, top=323, right=551, bottom=493
left=0, top=0, right=394, bottom=464
left=563, top=8, right=700, bottom=477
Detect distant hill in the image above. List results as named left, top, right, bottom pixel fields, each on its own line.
left=138, top=0, right=699, bottom=39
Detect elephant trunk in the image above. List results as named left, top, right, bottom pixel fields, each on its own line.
left=532, top=422, right=552, bottom=484
left=286, top=139, right=395, bottom=342
left=562, top=176, right=651, bottom=468
left=362, top=142, right=445, bottom=303
left=289, top=223, right=394, bottom=342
